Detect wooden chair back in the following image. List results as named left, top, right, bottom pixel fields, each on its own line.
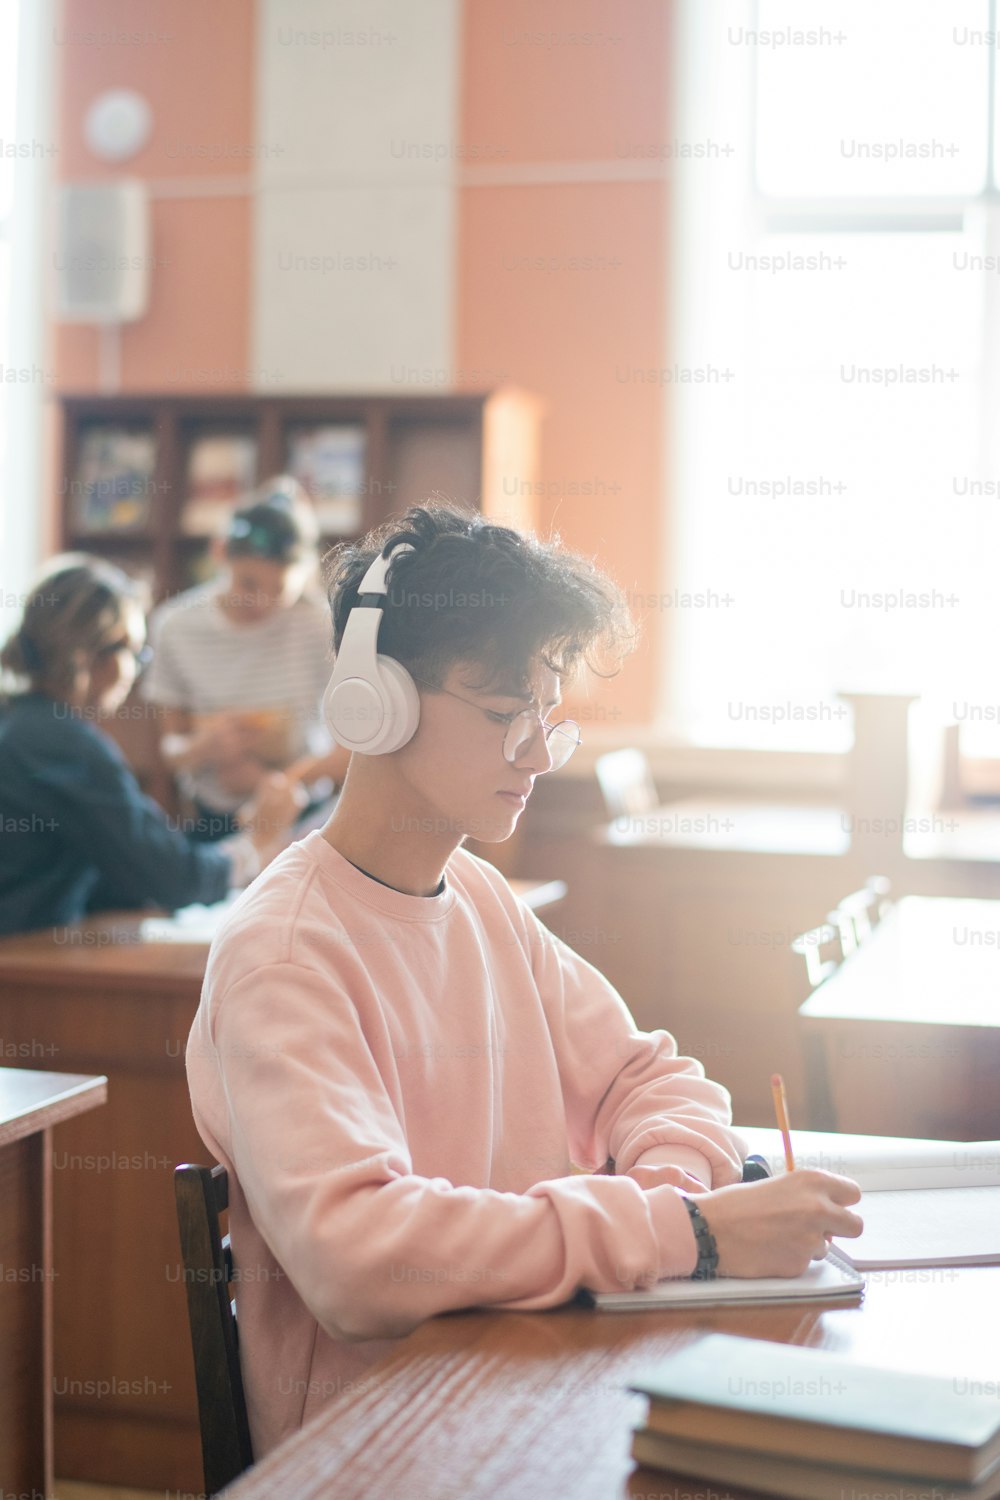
left=791, top=921, right=842, bottom=1129
left=833, top=876, right=893, bottom=952
left=174, top=1162, right=253, bottom=1495
left=791, top=921, right=842, bottom=989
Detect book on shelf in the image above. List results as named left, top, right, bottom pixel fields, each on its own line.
left=629, top=1332, right=1000, bottom=1498
left=740, top=1128, right=1000, bottom=1270
left=72, top=426, right=157, bottom=533
left=180, top=433, right=257, bottom=535
left=287, top=424, right=366, bottom=534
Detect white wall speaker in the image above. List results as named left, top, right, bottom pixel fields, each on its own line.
left=56, top=179, right=151, bottom=323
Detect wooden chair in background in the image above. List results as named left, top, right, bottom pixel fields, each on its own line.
left=791, top=878, right=893, bottom=1129
left=174, top=1162, right=254, bottom=1496
left=791, top=921, right=844, bottom=1131
left=832, top=875, right=893, bottom=954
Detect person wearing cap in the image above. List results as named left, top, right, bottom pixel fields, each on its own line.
left=0, top=555, right=302, bottom=935
left=143, top=477, right=349, bottom=841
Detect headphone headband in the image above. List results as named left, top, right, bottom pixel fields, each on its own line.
left=357, top=543, right=405, bottom=595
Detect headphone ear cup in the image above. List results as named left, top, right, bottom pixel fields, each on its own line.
left=368, top=654, right=421, bottom=755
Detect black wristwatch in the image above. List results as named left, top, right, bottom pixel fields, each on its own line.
left=680, top=1194, right=719, bottom=1280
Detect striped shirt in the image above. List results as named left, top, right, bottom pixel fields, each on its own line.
left=143, top=584, right=334, bottom=813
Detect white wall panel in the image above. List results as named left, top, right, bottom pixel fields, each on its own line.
left=253, top=0, right=459, bottom=390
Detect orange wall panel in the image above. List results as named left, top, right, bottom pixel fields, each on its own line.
left=461, top=0, right=669, bottom=164
left=119, top=195, right=253, bottom=391
left=456, top=177, right=666, bottom=724
left=52, top=322, right=103, bottom=393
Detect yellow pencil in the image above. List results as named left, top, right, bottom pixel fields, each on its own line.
left=770, top=1072, right=796, bottom=1172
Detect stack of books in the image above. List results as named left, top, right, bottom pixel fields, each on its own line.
left=630, top=1333, right=1000, bottom=1500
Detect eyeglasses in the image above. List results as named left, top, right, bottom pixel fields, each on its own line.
left=99, top=638, right=153, bottom=673
left=414, top=676, right=582, bottom=770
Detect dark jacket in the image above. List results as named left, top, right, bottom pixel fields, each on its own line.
left=0, top=692, right=231, bottom=935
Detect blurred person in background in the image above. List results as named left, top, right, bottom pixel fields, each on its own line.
left=143, top=475, right=349, bottom=841
left=0, top=555, right=302, bottom=935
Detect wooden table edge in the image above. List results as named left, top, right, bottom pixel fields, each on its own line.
left=0, top=1072, right=108, bottom=1149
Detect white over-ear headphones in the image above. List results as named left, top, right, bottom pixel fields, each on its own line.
left=322, top=542, right=421, bottom=754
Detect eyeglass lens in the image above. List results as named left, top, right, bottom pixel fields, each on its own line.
left=503, top=711, right=581, bottom=769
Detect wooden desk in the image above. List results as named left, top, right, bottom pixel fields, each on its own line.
left=222, top=1266, right=1000, bottom=1500
left=800, top=896, right=1000, bottom=1138
left=221, top=1126, right=995, bottom=1498
left=0, top=875, right=565, bottom=1488
left=0, top=1068, right=106, bottom=1499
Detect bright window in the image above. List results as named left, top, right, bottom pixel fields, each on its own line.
left=0, top=0, right=50, bottom=648
left=666, top=0, right=1000, bottom=751
left=0, top=0, right=22, bottom=532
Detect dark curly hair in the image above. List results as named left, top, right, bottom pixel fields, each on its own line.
left=323, top=501, right=638, bottom=695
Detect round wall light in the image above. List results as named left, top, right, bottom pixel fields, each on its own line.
left=84, top=89, right=153, bottom=163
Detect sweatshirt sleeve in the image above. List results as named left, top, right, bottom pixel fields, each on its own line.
left=194, top=958, right=705, bottom=1342
left=523, top=907, right=746, bottom=1187
left=37, top=719, right=232, bottom=911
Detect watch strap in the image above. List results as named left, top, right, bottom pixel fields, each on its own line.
left=680, top=1193, right=719, bottom=1280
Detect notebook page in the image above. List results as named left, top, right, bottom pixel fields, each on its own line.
left=739, top=1128, right=1000, bottom=1190
left=835, top=1185, right=1000, bottom=1269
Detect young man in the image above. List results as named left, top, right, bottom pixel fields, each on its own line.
left=186, top=503, right=862, bottom=1459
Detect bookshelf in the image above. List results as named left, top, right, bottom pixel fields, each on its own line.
left=55, top=389, right=543, bottom=798
left=58, top=389, right=543, bottom=603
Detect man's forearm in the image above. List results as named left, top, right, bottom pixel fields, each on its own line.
left=628, top=1143, right=715, bottom=1188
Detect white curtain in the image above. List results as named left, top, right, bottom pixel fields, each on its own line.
left=0, top=0, right=54, bottom=646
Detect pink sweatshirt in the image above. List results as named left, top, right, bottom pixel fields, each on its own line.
left=186, top=830, right=745, bottom=1458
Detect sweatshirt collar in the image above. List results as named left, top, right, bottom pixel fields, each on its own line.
left=302, top=830, right=457, bottom=921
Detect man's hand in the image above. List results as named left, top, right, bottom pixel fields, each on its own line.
left=693, top=1169, right=863, bottom=1279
